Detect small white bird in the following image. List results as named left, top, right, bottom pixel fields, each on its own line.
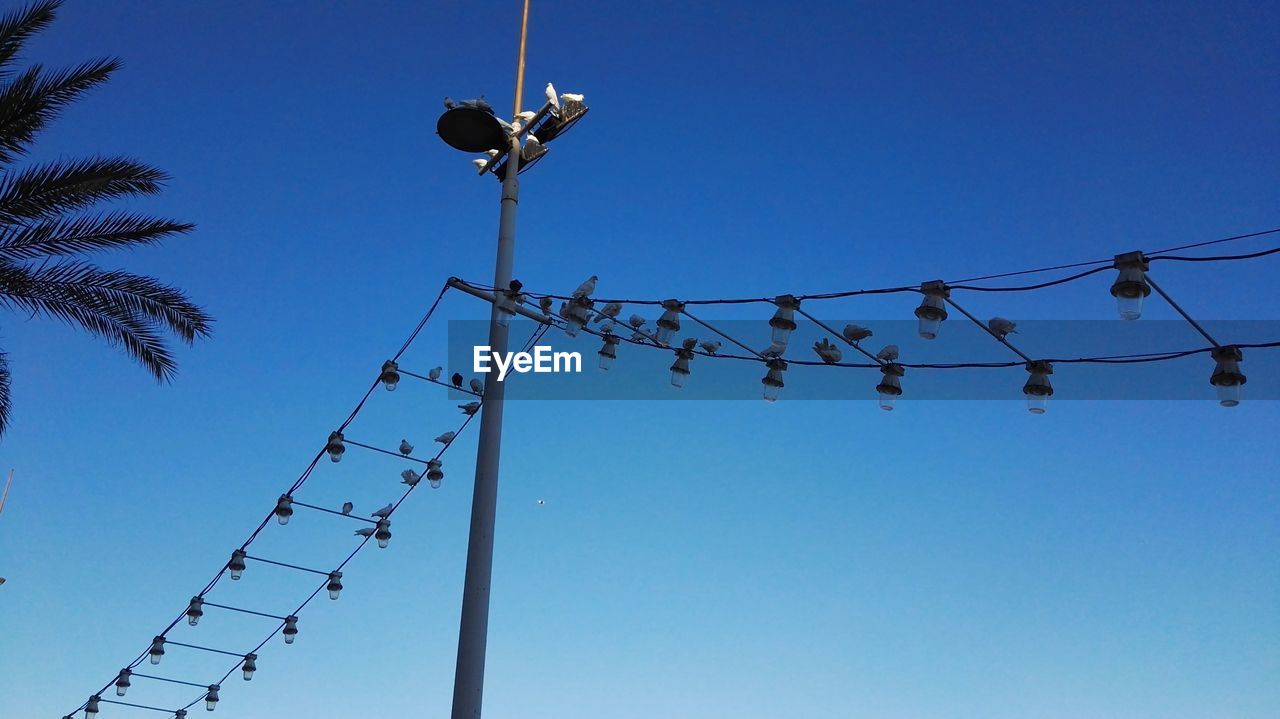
left=486, top=149, right=500, bottom=158
left=813, top=338, right=843, bottom=364
left=400, top=470, right=420, bottom=487
left=371, top=503, right=393, bottom=519
left=545, top=82, right=559, bottom=109
left=469, top=378, right=484, bottom=395
left=594, top=301, right=622, bottom=321
left=515, top=110, right=536, bottom=124
left=521, top=133, right=545, bottom=162
left=472, top=158, right=489, bottom=171
left=354, top=527, right=375, bottom=538
left=876, top=344, right=900, bottom=362
left=539, top=296, right=554, bottom=315
left=572, top=275, right=597, bottom=299
left=560, top=92, right=584, bottom=103
left=842, top=324, right=873, bottom=343
left=536, top=499, right=545, bottom=505
left=428, top=367, right=442, bottom=381
left=341, top=501, right=354, bottom=515
left=760, top=340, right=787, bottom=358
left=458, top=402, right=481, bottom=415
left=628, top=314, right=646, bottom=329
left=699, top=340, right=721, bottom=354
left=988, top=317, right=1018, bottom=339
left=435, top=431, right=456, bottom=445
left=398, top=439, right=414, bottom=456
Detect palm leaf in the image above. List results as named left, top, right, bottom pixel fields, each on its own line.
left=0, top=57, right=119, bottom=164
left=0, top=156, right=170, bottom=223
left=0, top=211, right=193, bottom=259
left=0, top=0, right=60, bottom=78
left=0, top=348, right=11, bottom=436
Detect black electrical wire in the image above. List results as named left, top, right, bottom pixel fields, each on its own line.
left=1148, top=245, right=1280, bottom=263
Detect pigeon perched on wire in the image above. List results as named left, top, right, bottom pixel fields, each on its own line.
left=428, top=367, right=442, bottom=381
left=699, top=340, right=721, bottom=355
left=539, top=296, right=554, bottom=315
left=435, top=431, right=456, bottom=445
left=988, top=317, right=1018, bottom=339
left=451, top=373, right=463, bottom=388
left=842, top=324, right=873, bottom=343
left=371, top=503, right=393, bottom=519
left=876, top=344, right=900, bottom=362
left=458, top=402, right=481, bottom=415
left=813, top=338, right=843, bottom=364
left=400, top=470, right=421, bottom=487
left=594, top=301, right=622, bottom=322
left=341, top=502, right=354, bottom=515
left=628, top=314, right=646, bottom=329
left=682, top=337, right=698, bottom=350
left=545, top=82, right=559, bottom=109
left=572, top=275, right=597, bottom=299
left=398, top=439, right=414, bottom=456
left=599, top=320, right=616, bottom=334
left=760, top=340, right=787, bottom=358
left=469, top=378, right=484, bottom=395
left=354, top=527, right=375, bottom=538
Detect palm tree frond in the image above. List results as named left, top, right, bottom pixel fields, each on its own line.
left=0, top=349, right=11, bottom=436
left=0, top=0, right=61, bottom=77
left=0, top=211, right=194, bottom=260
left=0, top=156, right=169, bottom=223
left=0, top=56, right=119, bottom=164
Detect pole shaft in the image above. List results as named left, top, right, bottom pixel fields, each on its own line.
left=451, top=132, right=521, bottom=719
left=512, top=0, right=531, bottom=116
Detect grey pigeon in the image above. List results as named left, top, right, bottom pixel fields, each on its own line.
left=458, top=402, right=481, bottom=415
left=355, top=527, right=375, bottom=537
left=539, top=296, right=554, bottom=315
left=699, top=340, right=721, bottom=354
left=760, top=340, right=787, bottom=358
left=876, top=344, right=900, bottom=362
left=400, top=470, right=420, bottom=487
left=371, top=503, right=393, bottom=519
left=341, top=502, right=353, bottom=515
left=428, top=367, right=442, bottom=380
left=398, top=439, right=414, bottom=456
left=469, top=378, right=484, bottom=395
left=842, top=324, right=873, bottom=343
left=628, top=314, right=646, bottom=329
left=988, top=317, right=1018, bottom=339
left=443, top=97, right=456, bottom=109
left=594, top=302, right=622, bottom=322
left=435, top=431, right=456, bottom=445
left=813, top=338, right=842, bottom=364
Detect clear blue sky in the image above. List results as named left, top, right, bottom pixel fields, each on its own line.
left=2, top=1, right=1279, bottom=717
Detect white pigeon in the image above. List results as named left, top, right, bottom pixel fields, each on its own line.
left=699, top=340, right=721, bottom=354
left=400, top=470, right=420, bottom=487
left=472, top=158, right=489, bottom=171
left=398, top=439, right=414, bottom=456
left=486, top=149, right=500, bottom=158
left=594, top=301, right=622, bottom=321
left=354, top=527, right=375, bottom=538
left=435, top=431, right=456, bottom=445
left=813, top=339, right=843, bottom=364
left=341, top=501, right=353, bottom=515
left=760, top=340, right=787, bottom=358
left=842, top=324, right=873, bottom=343
left=458, top=402, right=481, bottom=415
left=628, top=314, right=646, bottom=329
left=515, top=110, right=536, bottom=124
left=371, top=503, right=393, bottom=519
left=988, top=317, right=1018, bottom=339
left=876, top=344, right=900, bottom=362
left=572, top=275, right=597, bottom=299
left=428, top=366, right=442, bottom=380
left=545, top=82, right=559, bottom=109
left=560, top=92, right=584, bottom=103
left=469, top=378, right=484, bottom=395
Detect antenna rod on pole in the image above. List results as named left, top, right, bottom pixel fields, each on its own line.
left=0, top=470, right=13, bottom=515
left=512, top=0, right=531, bottom=116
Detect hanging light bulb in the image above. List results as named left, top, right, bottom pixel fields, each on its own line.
left=325, top=431, right=345, bottom=463
left=914, top=281, right=949, bottom=340
left=1110, top=251, right=1150, bottom=320
left=241, top=654, right=257, bottom=681
left=761, top=359, right=787, bottom=402
left=876, top=363, right=905, bottom=411
left=655, top=299, right=684, bottom=346
left=426, top=459, right=444, bottom=489
left=273, top=495, right=293, bottom=525
left=564, top=297, right=594, bottom=337
left=175, top=711, right=187, bottom=719
left=205, top=684, right=220, bottom=712
left=495, top=288, right=523, bottom=328
left=379, top=360, right=401, bottom=391
left=86, top=695, right=101, bottom=718
left=282, top=615, right=299, bottom=644
left=327, top=571, right=344, bottom=600
left=375, top=518, right=392, bottom=549
left=1210, top=345, right=1246, bottom=407
left=114, top=669, right=132, bottom=697
left=186, top=596, right=204, bottom=626
left=149, top=635, right=166, bottom=665
left=669, top=347, right=693, bottom=388
left=227, top=549, right=247, bottom=581
left=1023, top=361, right=1054, bottom=414
left=768, top=295, right=800, bottom=352
left=597, top=334, right=620, bottom=370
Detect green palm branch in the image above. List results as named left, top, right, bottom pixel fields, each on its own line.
left=0, top=0, right=212, bottom=436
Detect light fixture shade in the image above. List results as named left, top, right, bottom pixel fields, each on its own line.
left=379, top=360, right=400, bottom=391
left=186, top=596, right=204, bottom=626
left=115, top=669, right=132, bottom=697
left=86, top=695, right=101, bottom=718
left=670, top=348, right=693, bottom=388
left=598, top=335, right=620, bottom=371
left=877, top=363, right=905, bottom=411
left=427, top=460, right=444, bottom=489
left=1023, top=361, right=1054, bottom=415
left=761, top=358, right=787, bottom=403
left=176, top=711, right=187, bottom=719
left=242, top=653, right=257, bottom=681
left=149, top=636, right=166, bottom=665
left=914, top=281, right=949, bottom=340
left=655, top=299, right=684, bottom=346
left=375, top=518, right=392, bottom=549
left=228, top=549, right=247, bottom=580
left=326, top=431, right=345, bottom=463
left=327, top=571, right=343, bottom=600
left=495, top=290, right=522, bottom=327
left=205, top=684, right=219, bottom=711
left=768, top=295, right=800, bottom=349
left=273, top=495, right=293, bottom=525
left=1210, top=345, right=1246, bottom=407
left=1111, top=251, right=1151, bottom=320
left=564, top=298, right=594, bottom=337
left=282, top=616, right=298, bottom=644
